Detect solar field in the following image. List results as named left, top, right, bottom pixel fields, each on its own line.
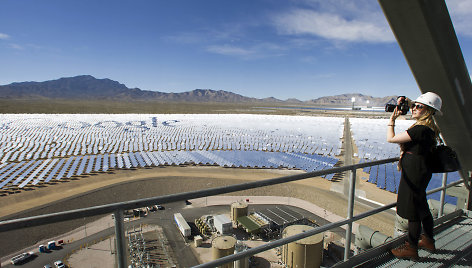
left=0, top=114, right=344, bottom=193
left=0, top=114, right=460, bottom=204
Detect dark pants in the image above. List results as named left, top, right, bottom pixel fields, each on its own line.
left=408, top=209, right=434, bottom=247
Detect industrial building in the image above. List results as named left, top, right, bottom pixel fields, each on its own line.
left=214, top=214, right=232, bottom=235
left=236, top=206, right=314, bottom=239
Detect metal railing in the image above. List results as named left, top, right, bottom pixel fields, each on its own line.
left=0, top=157, right=466, bottom=267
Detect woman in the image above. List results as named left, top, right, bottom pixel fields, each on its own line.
left=387, top=92, right=442, bottom=260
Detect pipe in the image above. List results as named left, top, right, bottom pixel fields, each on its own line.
left=355, top=225, right=392, bottom=250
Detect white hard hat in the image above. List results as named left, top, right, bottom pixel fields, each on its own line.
left=414, top=92, right=442, bottom=115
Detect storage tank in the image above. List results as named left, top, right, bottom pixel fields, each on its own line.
left=231, top=201, right=248, bottom=224
left=281, top=225, right=323, bottom=268
left=234, top=240, right=249, bottom=268
left=212, top=235, right=237, bottom=268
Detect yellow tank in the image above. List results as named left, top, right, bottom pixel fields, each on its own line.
left=231, top=201, right=248, bottom=224
left=212, top=235, right=237, bottom=268
left=282, top=225, right=324, bottom=268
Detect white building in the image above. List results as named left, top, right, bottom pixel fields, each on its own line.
left=214, top=214, right=232, bottom=235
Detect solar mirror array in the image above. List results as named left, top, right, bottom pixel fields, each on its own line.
left=0, top=114, right=344, bottom=193
left=350, top=117, right=461, bottom=204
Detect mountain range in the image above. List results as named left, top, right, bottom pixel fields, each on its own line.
left=0, top=75, right=395, bottom=106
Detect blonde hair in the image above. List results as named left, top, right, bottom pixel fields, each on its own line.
left=411, top=105, right=441, bottom=143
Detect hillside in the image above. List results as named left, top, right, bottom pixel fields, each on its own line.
left=0, top=75, right=261, bottom=102
left=0, top=75, right=394, bottom=106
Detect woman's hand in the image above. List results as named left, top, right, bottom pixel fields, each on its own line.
left=390, top=107, right=402, bottom=123
left=387, top=107, right=412, bottom=143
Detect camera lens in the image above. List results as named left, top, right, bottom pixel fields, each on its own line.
left=385, top=104, right=396, bottom=112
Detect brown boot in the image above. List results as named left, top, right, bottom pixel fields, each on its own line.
left=391, top=242, right=419, bottom=260
left=418, top=234, right=436, bottom=252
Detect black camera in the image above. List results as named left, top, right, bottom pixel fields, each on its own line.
left=385, top=96, right=409, bottom=115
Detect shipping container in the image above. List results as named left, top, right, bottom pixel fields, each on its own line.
left=174, top=213, right=191, bottom=237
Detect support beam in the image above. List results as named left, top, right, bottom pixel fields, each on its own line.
left=114, top=210, right=127, bottom=268
left=345, top=168, right=357, bottom=260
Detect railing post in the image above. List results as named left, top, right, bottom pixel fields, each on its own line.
left=114, top=209, right=127, bottom=268
left=438, top=173, right=448, bottom=218
left=344, top=168, right=356, bottom=261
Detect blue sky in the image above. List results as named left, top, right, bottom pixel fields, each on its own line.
left=1, top=0, right=471, bottom=101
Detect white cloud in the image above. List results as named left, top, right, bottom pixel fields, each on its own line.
left=206, top=45, right=253, bottom=57
left=280, top=0, right=472, bottom=41
left=270, top=1, right=395, bottom=44
left=272, top=8, right=394, bottom=43
left=446, top=0, right=472, bottom=37
left=164, top=24, right=246, bottom=45
left=0, top=33, right=10, bottom=40
left=206, top=42, right=287, bottom=59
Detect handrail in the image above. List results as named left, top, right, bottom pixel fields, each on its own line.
left=0, top=157, right=398, bottom=232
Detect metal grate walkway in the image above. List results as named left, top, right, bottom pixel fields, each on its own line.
left=337, top=210, right=472, bottom=267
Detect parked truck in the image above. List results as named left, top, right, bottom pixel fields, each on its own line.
left=10, top=251, right=34, bottom=265
left=174, top=213, right=191, bottom=237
